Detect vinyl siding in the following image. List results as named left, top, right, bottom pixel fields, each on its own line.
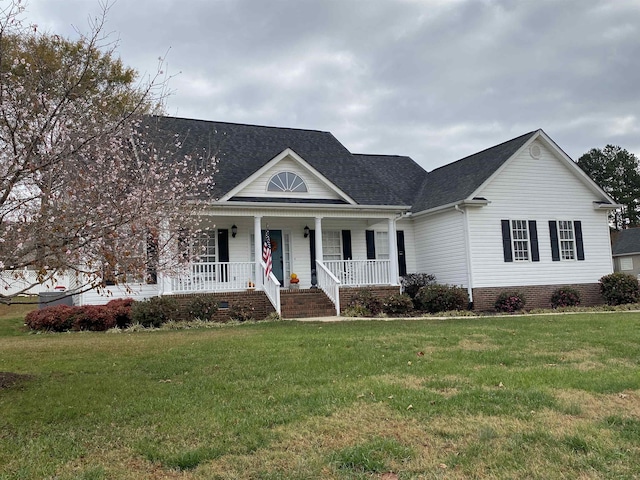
left=235, top=156, right=342, bottom=200
left=467, top=140, right=613, bottom=287
left=412, top=210, right=468, bottom=286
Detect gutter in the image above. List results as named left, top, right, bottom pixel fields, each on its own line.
left=411, top=198, right=490, bottom=218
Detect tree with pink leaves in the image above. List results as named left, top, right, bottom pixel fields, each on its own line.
left=0, top=1, right=216, bottom=302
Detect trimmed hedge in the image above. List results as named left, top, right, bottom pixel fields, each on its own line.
left=550, top=287, right=581, bottom=308
left=24, top=300, right=135, bottom=332
left=347, top=289, right=384, bottom=316
left=599, top=272, right=640, bottom=305
left=130, top=296, right=179, bottom=327
left=415, top=284, right=468, bottom=313
left=401, top=273, right=436, bottom=302
left=382, top=293, right=414, bottom=315
left=494, top=291, right=526, bottom=313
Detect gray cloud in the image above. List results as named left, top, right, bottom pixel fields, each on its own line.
left=25, top=0, right=640, bottom=170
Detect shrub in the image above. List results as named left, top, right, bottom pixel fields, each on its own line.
left=599, top=272, right=640, bottom=305
left=382, top=293, right=414, bottom=315
left=106, top=298, right=134, bottom=327
left=400, top=273, right=436, bottom=301
left=495, top=291, right=526, bottom=313
left=347, top=289, right=383, bottom=316
left=131, top=296, right=179, bottom=327
left=343, top=304, right=371, bottom=317
left=228, top=303, right=256, bottom=322
left=72, top=305, right=117, bottom=331
left=415, top=284, right=468, bottom=313
left=187, top=295, right=218, bottom=321
left=25, top=305, right=77, bottom=332
left=550, top=287, right=581, bottom=308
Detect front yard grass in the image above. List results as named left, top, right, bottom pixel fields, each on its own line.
left=0, top=311, right=639, bottom=479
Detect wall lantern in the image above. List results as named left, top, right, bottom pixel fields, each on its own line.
left=303, top=225, right=310, bottom=238
left=231, top=224, right=238, bottom=238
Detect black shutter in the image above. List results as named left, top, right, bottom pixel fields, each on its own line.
left=341, top=230, right=352, bottom=260
left=501, top=220, right=513, bottom=262
left=397, top=230, right=407, bottom=276
left=218, top=229, right=229, bottom=282
left=574, top=221, right=585, bottom=261
left=529, top=221, right=539, bottom=262
left=366, top=230, right=376, bottom=259
left=549, top=221, right=560, bottom=261
left=309, top=229, right=316, bottom=271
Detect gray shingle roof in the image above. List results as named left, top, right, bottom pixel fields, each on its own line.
left=142, top=116, right=407, bottom=206
left=411, top=130, right=539, bottom=212
left=142, top=116, right=544, bottom=213
left=353, top=154, right=428, bottom=205
left=612, top=228, right=640, bottom=255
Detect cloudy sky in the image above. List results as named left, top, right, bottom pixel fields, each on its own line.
left=24, top=0, right=640, bottom=171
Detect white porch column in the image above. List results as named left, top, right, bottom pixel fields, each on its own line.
left=388, top=217, right=399, bottom=285
left=254, top=216, right=263, bottom=290
left=314, top=217, right=323, bottom=266
left=157, top=218, right=171, bottom=295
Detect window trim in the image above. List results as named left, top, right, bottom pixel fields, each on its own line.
left=322, top=230, right=342, bottom=261
left=266, top=171, right=308, bottom=193
left=501, top=219, right=539, bottom=263
left=511, top=219, right=531, bottom=262
left=556, top=220, right=576, bottom=261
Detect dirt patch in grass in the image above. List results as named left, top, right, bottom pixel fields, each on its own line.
left=0, top=371, right=33, bottom=389
left=554, top=388, right=640, bottom=419
left=457, top=334, right=496, bottom=351
left=373, top=374, right=426, bottom=390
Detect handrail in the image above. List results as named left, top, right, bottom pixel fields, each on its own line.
left=323, top=259, right=390, bottom=286
left=316, top=260, right=341, bottom=315
left=260, top=260, right=281, bottom=315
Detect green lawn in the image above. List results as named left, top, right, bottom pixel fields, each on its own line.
left=1, top=308, right=639, bottom=479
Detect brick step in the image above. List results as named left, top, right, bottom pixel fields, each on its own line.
left=280, top=288, right=336, bottom=318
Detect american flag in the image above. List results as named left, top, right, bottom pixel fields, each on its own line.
left=262, top=228, right=272, bottom=278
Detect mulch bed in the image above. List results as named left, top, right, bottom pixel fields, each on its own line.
left=0, top=372, right=34, bottom=390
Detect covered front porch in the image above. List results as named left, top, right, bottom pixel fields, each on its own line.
left=158, top=206, right=412, bottom=315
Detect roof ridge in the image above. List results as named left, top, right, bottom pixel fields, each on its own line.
left=152, top=115, right=332, bottom=135
left=427, top=130, right=539, bottom=174
left=353, top=153, right=411, bottom=159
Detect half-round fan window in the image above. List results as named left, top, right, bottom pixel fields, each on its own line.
left=267, top=172, right=308, bottom=192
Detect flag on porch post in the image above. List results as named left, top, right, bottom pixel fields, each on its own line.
left=262, top=227, right=272, bottom=278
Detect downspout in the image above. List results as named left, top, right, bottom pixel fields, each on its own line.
left=454, top=204, right=474, bottom=308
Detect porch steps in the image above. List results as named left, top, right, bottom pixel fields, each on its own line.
left=280, top=288, right=337, bottom=318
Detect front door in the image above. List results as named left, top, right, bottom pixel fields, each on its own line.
left=262, top=230, right=284, bottom=285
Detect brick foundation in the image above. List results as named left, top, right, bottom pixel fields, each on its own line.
left=338, top=286, right=401, bottom=314
left=167, top=290, right=275, bottom=322
left=471, top=283, right=603, bottom=312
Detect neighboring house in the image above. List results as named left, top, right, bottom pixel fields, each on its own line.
left=611, top=228, right=640, bottom=277
left=74, top=117, right=619, bottom=314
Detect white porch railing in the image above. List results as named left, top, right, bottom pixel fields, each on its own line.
left=316, top=260, right=341, bottom=315
left=0, top=269, right=77, bottom=296
left=260, top=261, right=281, bottom=315
left=170, top=262, right=255, bottom=293
left=323, top=259, right=390, bottom=286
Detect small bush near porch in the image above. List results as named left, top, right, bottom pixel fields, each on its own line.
left=1, top=312, right=639, bottom=478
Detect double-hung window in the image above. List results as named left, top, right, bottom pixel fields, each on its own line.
left=511, top=220, right=530, bottom=261
left=549, top=220, right=584, bottom=261
left=501, top=219, right=539, bottom=262
left=375, top=231, right=389, bottom=259
left=322, top=231, right=342, bottom=261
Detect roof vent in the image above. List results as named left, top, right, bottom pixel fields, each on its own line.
left=529, top=144, right=541, bottom=159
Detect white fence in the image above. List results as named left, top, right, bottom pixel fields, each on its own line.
left=169, top=262, right=255, bottom=293
left=323, top=259, right=390, bottom=286
left=0, top=269, right=77, bottom=296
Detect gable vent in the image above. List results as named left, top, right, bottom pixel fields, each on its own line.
left=529, top=144, right=541, bottom=159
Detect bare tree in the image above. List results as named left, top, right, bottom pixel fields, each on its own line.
left=0, top=1, right=216, bottom=302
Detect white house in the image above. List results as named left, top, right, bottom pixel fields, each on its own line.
left=74, top=117, right=619, bottom=315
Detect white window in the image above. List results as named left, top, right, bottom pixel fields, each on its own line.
left=322, top=231, right=342, bottom=261
left=511, top=220, right=530, bottom=261
left=267, top=172, right=308, bottom=192
left=375, top=231, right=389, bottom=259
left=557, top=220, right=576, bottom=260
left=619, top=257, right=633, bottom=271
left=193, top=231, right=216, bottom=263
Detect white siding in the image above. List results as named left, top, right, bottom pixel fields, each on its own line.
left=412, top=210, right=468, bottom=286
left=467, top=140, right=613, bottom=287
left=75, top=284, right=159, bottom=306
left=235, top=156, right=342, bottom=200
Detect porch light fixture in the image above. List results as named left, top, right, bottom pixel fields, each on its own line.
left=304, top=225, right=310, bottom=238
left=231, top=224, right=238, bottom=238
